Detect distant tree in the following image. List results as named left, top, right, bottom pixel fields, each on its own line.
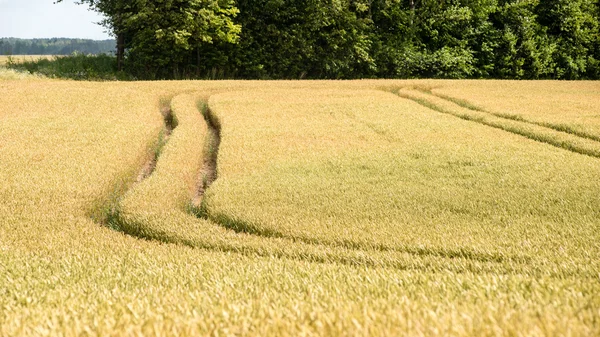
left=57, top=0, right=133, bottom=70
left=0, top=37, right=114, bottom=55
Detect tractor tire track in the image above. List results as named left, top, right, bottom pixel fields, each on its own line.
left=192, top=102, right=220, bottom=208
left=88, top=96, right=177, bottom=229
left=188, top=94, right=544, bottom=275
left=91, top=91, right=589, bottom=278
left=136, top=100, right=178, bottom=182
left=391, top=88, right=600, bottom=159
left=427, top=89, right=600, bottom=143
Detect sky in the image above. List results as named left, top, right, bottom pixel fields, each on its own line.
left=0, top=0, right=112, bottom=40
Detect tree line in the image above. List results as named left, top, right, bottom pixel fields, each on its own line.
left=59, top=0, right=600, bottom=80
left=0, top=38, right=115, bottom=56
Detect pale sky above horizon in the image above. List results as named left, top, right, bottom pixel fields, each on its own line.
left=0, top=0, right=112, bottom=40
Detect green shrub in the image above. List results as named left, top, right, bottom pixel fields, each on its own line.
left=6, top=53, right=131, bottom=80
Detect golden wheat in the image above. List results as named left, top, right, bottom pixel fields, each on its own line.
left=1, top=79, right=599, bottom=336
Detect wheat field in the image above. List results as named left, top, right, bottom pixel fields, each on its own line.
left=0, top=78, right=599, bottom=336
left=0, top=55, right=57, bottom=66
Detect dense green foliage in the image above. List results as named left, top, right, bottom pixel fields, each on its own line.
left=58, top=0, right=240, bottom=79
left=228, top=0, right=600, bottom=79
left=0, top=38, right=115, bottom=55
left=57, top=0, right=600, bottom=79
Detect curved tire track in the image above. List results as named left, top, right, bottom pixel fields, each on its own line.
left=428, top=90, right=600, bottom=143
left=91, top=90, right=587, bottom=278
left=189, top=93, right=543, bottom=275
left=392, top=88, right=600, bottom=159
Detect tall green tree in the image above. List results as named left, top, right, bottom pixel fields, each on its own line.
left=56, top=0, right=600, bottom=79
left=487, top=0, right=555, bottom=79
left=61, top=0, right=240, bottom=78
left=233, top=0, right=375, bottom=79
left=536, top=0, right=600, bottom=78
left=123, top=0, right=240, bottom=78
left=370, top=0, right=482, bottom=78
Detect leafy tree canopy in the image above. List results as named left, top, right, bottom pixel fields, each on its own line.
left=56, top=0, right=600, bottom=79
